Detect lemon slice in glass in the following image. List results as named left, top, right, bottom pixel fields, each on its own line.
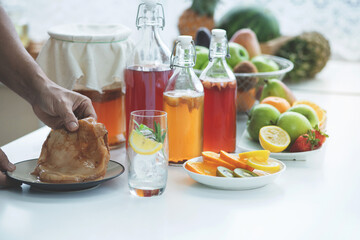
left=247, top=158, right=281, bottom=173
left=259, top=126, right=291, bottom=153
left=129, top=130, right=162, bottom=155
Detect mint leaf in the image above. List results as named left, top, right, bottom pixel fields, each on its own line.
left=153, top=121, right=166, bottom=144
left=133, top=120, right=166, bottom=144
left=161, top=131, right=166, bottom=143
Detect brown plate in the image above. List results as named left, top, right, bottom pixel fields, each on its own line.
left=6, top=159, right=124, bottom=191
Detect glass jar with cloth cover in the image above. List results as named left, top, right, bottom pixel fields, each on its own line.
left=37, top=24, right=134, bottom=148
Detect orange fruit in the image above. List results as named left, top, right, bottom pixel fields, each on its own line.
left=292, top=100, right=327, bottom=130
left=202, top=151, right=221, bottom=161
left=202, top=151, right=236, bottom=170
left=219, top=150, right=254, bottom=171
left=185, top=161, right=217, bottom=176
left=260, top=96, right=291, bottom=113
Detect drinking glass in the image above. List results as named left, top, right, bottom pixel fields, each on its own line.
left=127, top=110, right=168, bottom=197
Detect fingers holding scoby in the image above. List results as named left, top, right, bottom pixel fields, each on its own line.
left=75, top=98, right=97, bottom=120
left=59, top=105, right=79, bottom=132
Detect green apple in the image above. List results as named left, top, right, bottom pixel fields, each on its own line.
left=200, top=59, right=209, bottom=70
left=277, top=112, right=312, bottom=143
left=287, top=104, right=319, bottom=128
left=227, top=62, right=233, bottom=71
left=251, top=55, right=279, bottom=72
left=194, top=46, right=209, bottom=70
left=247, top=104, right=280, bottom=141
left=226, top=42, right=249, bottom=68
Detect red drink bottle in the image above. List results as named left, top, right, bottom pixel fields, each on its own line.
left=125, top=2, right=172, bottom=141
left=200, top=29, right=237, bottom=153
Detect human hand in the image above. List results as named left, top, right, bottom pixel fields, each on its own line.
left=32, top=83, right=97, bottom=132
left=0, top=148, right=19, bottom=187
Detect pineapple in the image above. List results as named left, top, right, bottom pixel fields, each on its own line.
left=178, top=0, right=219, bottom=39
left=276, top=32, right=331, bottom=82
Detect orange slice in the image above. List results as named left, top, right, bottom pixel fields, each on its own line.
left=202, top=151, right=221, bottom=161
left=185, top=161, right=217, bottom=176
left=219, top=150, right=254, bottom=171
left=292, top=100, right=327, bottom=130
left=202, top=151, right=236, bottom=170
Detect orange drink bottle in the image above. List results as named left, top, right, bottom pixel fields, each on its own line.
left=163, top=36, right=204, bottom=165
left=200, top=29, right=237, bottom=153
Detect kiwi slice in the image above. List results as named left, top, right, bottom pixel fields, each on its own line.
left=233, top=168, right=258, bottom=178
left=216, top=166, right=234, bottom=178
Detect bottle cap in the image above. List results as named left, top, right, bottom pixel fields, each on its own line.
left=177, top=35, right=192, bottom=48
left=211, top=29, right=226, bottom=43
left=143, top=0, right=157, bottom=9
left=136, top=1, right=165, bottom=29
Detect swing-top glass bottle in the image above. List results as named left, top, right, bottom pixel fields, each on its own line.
left=200, top=29, right=237, bottom=153
left=125, top=1, right=172, bottom=139
left=163, top=35, right=204, bottom=165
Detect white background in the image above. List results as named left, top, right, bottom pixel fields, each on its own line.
left=2, top=0, right=360, bottom=61
left=0, top=0, right=359, bottom=145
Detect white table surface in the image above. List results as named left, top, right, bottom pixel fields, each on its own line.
left=1, top=60, right=360, bottom=240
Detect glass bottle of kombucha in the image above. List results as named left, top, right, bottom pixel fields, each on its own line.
left=200, top=29, right=237, bottom=153
left=125, top=1, right=172, bottom=141
left=163, top=36, right=204, bottom=165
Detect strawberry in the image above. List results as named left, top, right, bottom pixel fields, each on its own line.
left=313, top=125, right=329, bottom=145
left=290, top=126, right=328, bottom=152
left=290, top=133, right=319, bottom=152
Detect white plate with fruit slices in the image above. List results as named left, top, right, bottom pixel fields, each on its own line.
left=183, top=156, right=286, bottom=190
left=237, top=131, right=322, bottom=161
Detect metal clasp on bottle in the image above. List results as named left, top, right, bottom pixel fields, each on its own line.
left=208, top=33, right=230, bottom=62
left=170, top=40, right=197, bottom=69
left=136, top=3, right=165, bottom=30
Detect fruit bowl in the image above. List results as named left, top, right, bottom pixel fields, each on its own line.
left=183, top=156, right=286, bottom=190
left=237, top=131, right=323, bottom=161
left=195, top=55, right=293, bottom=112
left=234, top=55, right=294, bottom=81
left=234, top=55, right=293, bottom=112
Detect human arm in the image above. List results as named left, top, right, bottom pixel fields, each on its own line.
left=0, top=7, right=96, bottom=186
left=0, top=6, right=96, bottom=130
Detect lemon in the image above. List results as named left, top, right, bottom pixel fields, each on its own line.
left=259, top=126, right=291, bottom=153
left=129, top=130, right=162, bottom=155
left=247, top=158, right=281, bottom=173
left=238, top=150, right=270, bottom=162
